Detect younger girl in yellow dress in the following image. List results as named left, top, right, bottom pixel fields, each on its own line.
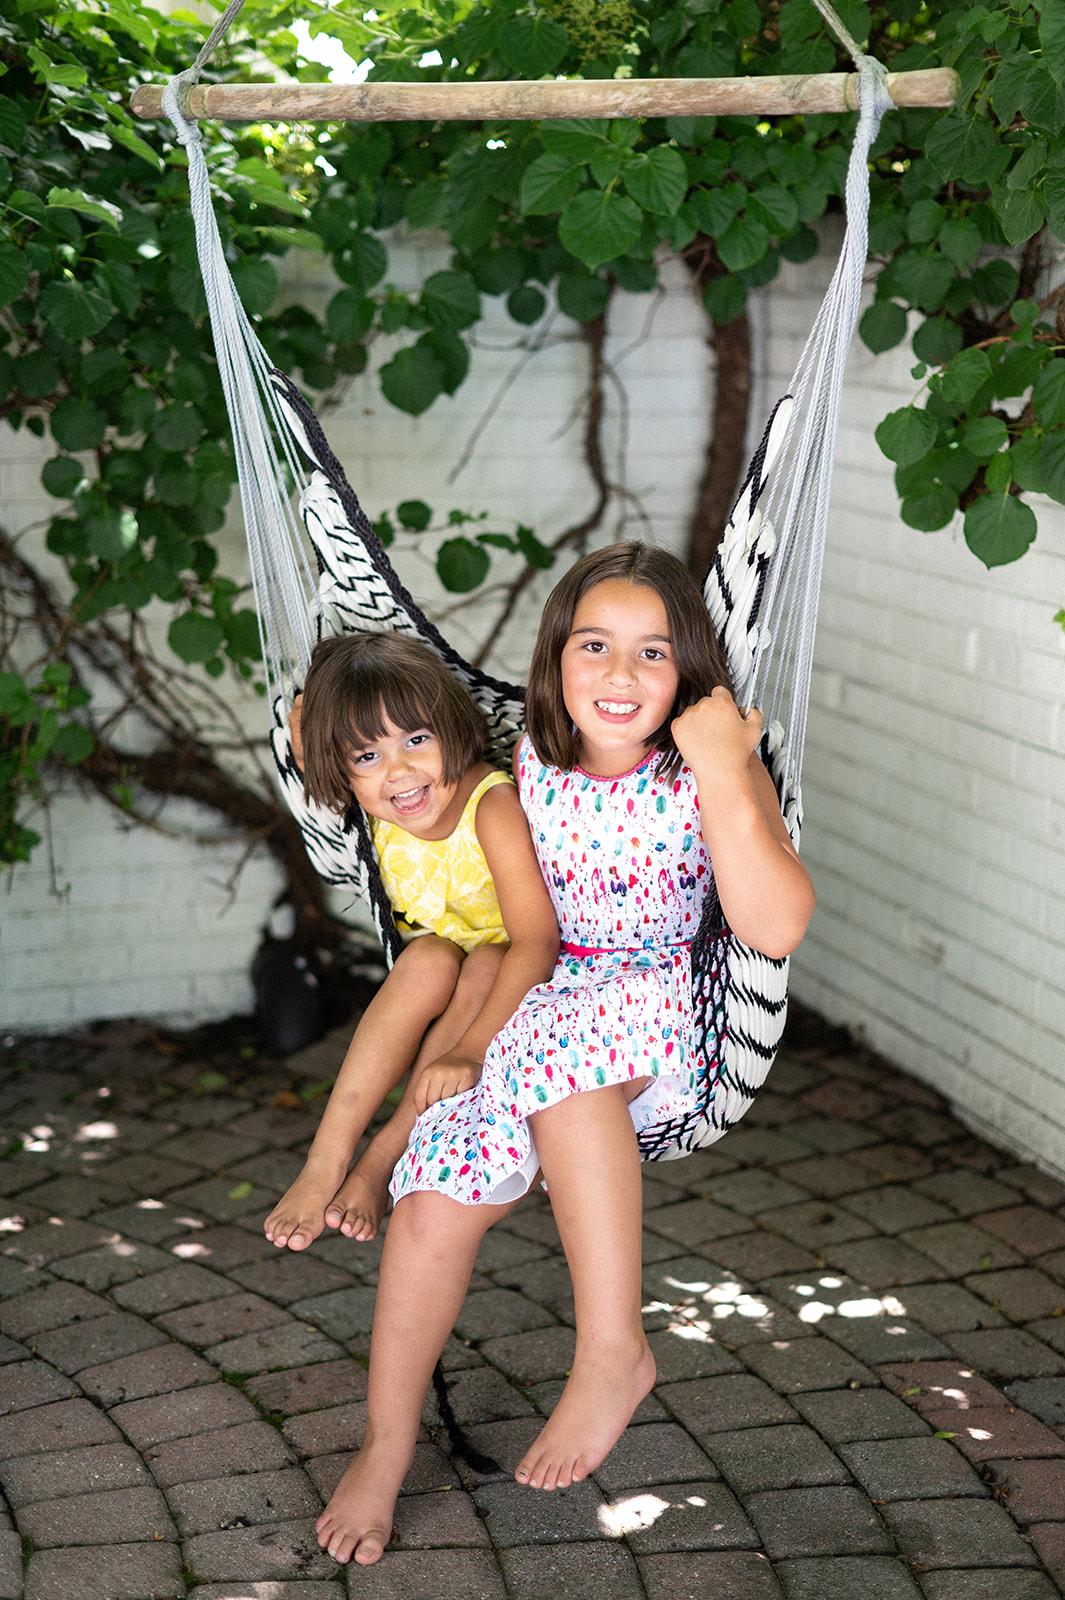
left=264, top=631, right=558, bottom=1250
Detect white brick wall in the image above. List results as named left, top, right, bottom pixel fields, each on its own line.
left=5, top=225, right=1065, bottom=1186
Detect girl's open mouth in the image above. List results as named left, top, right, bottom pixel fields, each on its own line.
left=595, top=700, right=639, bottom=720
left=390, top=785, right=429, bottom=814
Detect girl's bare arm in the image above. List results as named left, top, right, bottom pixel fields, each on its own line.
left=673, top=687, right=815, bottom=960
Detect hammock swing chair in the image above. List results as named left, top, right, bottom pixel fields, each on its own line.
left=146, top=3, right=954, bottom=1161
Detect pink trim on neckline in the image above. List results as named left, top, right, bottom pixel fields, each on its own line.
left=571, top=753, right=654, bottom=782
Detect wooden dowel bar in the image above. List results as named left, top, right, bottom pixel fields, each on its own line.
left=130, top=68, right=958, bottom=124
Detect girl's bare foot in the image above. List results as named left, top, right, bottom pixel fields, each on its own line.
left=324, top=1165, right=390, bottom=1242
left=264, top=1166, right=346, bottom=1251
left=516, top=1338, right=655, bottom=1491
left=316, top=1437, right=410, bottom=1565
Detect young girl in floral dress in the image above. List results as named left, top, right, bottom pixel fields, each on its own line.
left=316, top=544, right=815, bottom=1567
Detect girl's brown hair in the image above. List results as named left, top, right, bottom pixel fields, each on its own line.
left=300, top=632, right=488, bottom=812
left=524, top=542, right=733, bottom=780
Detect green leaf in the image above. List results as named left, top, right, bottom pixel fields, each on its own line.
left=419, top=330, right=468, bottom=395
left=420, top=272, right=480, bottom=333
left=519, top=152, right=586, bottom=216
left=994, top=187, right=1047, bottom=248
left=230, top=257, right=279, bottom=317
left=507, top=284, right=547, bottom=324
left=557, top=274, right=609, bottom=323
left=39, top=279, right=114, bottom=340
left=397, top=499, right=432, bottom=531
left=703, top=275, right=747, bottom=325
left=540, top=120, right=610, bottom=163
left=925, top=116, right=1002, bottom=184
left=891, top=251, right=953, bottom=312
left=1041, top=0, right=1065, bottom=83
left=227, top=1180, right=254, bottom=1201
left=962, top=415, right=1009, bottom=457
left=1033, top=361, right=1065, bottom=428
left=0, top=244, right=30, bottom=309
left=747, top=185, right=800, bottom=237
left=52, top=722, right=93, bottom=763
left=334, top=232, right=387, bottom=293
left=41, top=456, right=86, bottom=498
left=437, top=536, right=490, bottom=593
left=558, top=190, right=642, bottom=270
left=901, top=485, right=958, bottom=530
left=876, top=406, right=937, bottom=466
left=379, top=344, right=444, bottom=416
left=912, top=317, right=963, bottom=365
left=970, top=258, right=1021, bottom=307
left=498, top=13, right=569, bottom=76
left=938, top=218, right=982, bottom=270
left=245, top=182, right=306, bottom=218
left=109, top=123, right=163, bottom=172
left=622, top=147, right=689, bottom=217
left=516, top=525, right=554, bottom=570
left=169, top=611, right=226, bottom=664
left=860, top=300, right=907, bottom=355
left=717, top=214, right=768, bottom=274
left=327, top=289, right=374, bottom=344
left=940, top=348, right=993, bottom=406
left=964, top=492, right=1038, bottom=567
left=151, top=405, right=203, bottom=452
left=50, top=398, right=107, bottom=452
left=87, top=508, right=138, bottom=561
left=46, top=186, right=120, bottom=229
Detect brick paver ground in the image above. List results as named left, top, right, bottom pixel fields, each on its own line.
left=2, top=1009, right=1065, bottom=1599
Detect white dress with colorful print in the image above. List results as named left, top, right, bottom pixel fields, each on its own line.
left=389, top=735, right=714, bottom=1207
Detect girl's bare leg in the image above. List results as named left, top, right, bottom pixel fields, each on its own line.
left=516, top=1084, right=654, bottom=1491
left=264, top=937, right=461, bottom=1250
left=316, top=1187, right=514, bottom=1565
left=325, top=944, right=506, bottom=1241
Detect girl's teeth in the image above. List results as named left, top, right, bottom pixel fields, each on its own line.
left=598, top=701, right=637, bottom=714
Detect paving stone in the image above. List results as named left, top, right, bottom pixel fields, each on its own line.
left=741, top=1336, right=877, bottom=1393
left=918, top=1572, right=1063, bottom=1600
left=5, top=1217, right=116, bottom=1263
left=607, top=1479, right=758, bottom=1553
left=22, top=1542, right=184, bottom=1600
left=500, top=1540, right=645, bottom=1599
left=497, top=1256, right=575, bottom=1322
left=660, top=1146, right=743, bottom=1181
left=962, top=1267, right=1065, bottom=1323
left=90, top=1201, right=211, bottom=1244
left=227, top=1105, right=325, bottom=1147
left=897, top=1223, right=1024, bottom=1277
left=972, top=1206, right=1065, bottom=1258
left=774, top=1155, right=887, bottom=1199
left=164, top=1176, right=279, bottom=1224
left=0, top=1395, right=120, bottom=1458
left=705, top=1424, right=850, bottom=1495
left=146, top=1418, right=297, bottom=1488
left=997, top=1165, right=1065, bottom=1209
left=0, top=1257, right=53, bottom=1299
left=473, top=1228, right=550, bottom=1275
left=247, top=1359, right=368, bottom=1417
left=155, top=1291, right=290, bottom=1346
left=31, top=1310, right=169, bottom=1375
left=755, top=1200, right=877, bottom=1249
left=77, top=1341, right=218, bottom=1406
left=208, top=1321, right=344, bottom=1374
left=876, top=1110, right=965, bottom=1148
left=795, top=1387, right=932, bottom=1443
left=946, top=1327, right=1065, bottom=1377
left=913, top=1171, right=1022, bottom=1216
left=48, top=1236, right=176, bottom=1290
left=744, top=1091, right=801, bottom=1127
left=848, top=1144, right=938, bottom=1183
left=443, top=1418, right=542, bottom=1487
left=153, top=1128, right=263, bottom=1169
left=111, top=1380, right=260, bottom=1448
left=877, top=1360, right=1012, bottom=1412
left=0, top=1440, right=152, bottom=1509
left=1003, top=1376, right=1065, bottom=1426
left=183, top=1518, right=339, bottom=1581
left=229, top=1255, right=357, bottom=1306
left=641, top=1174, right=690, bottom=1211
left=643, top=1199, right=754, bottom=1247
left=840, top=1437, right=988, bottom=1501
left=282, top=1401, right=366, bottom=1458
left=746, top=1486, right=893, bottom=1559
left=479, top=1323, right=575, bottom=1382
left=1028, top=1524, right=1065, bottom=1592
left=707, top=1297, right=815, bottom=1348
left=453, top=1288, right=557, bottom=1342
left=169, top=1224, right=277, bottom=1270
left=984, top=1458, right=1065, bottom=1524
left=306, top=1440, right=459, bottom=1502
left=472, top=1476, right=607, bottom=1547
left=697, top=1170, right=812, bottom=1215
left=15, top=1485, right=174, bottom=1547
left=317, top=1548, right=506, bottom=1599
left=891, top=1282, right=1007, bottom=1333
left=843, top=1186, right=955, bottom=1235
left=701, top=1232, right=821, bottom=1281
left=640, top=1548, right=786, bottom=1599
left=0, top=1280, right=112, bottom=1339
left=284, top=1287, right=378, bottom=1343
left=801, top=1082, right=891, bottom=1122
left=0, top=1530, right=19, bottom=1600
left=190, top=1587, right=345, bottom=1600
left=780, top=1118, right=879, bottom=1155
left=0, top=1332, right=26, bottom=1368
left=0, top=1359, right=79, bottom=1413
left=823, top=1315, right=952, bottom=1365
left=499, top=1206, right=562, bottom=1249
left=776, top=1556, right=923, bottom=1599
left=713, top=1130, right=818, bottom=1165
left=111, top=1263, right=237, bottom=1318
left=91, top=1151, right=202, bottom=1192
left=650, top=1328, right=745, bottom=1384
left=591, top=1421, right=718, bottom=1492
left=922, top=1405, right=1065, bottom=1463
left=392, top=1486, right=492, bottom=1550
left=423, top=1365, right=535, bottom=1428
left=16, top=1173, right=132, bottom=1217
left=660, top=1373, right=799, bottom=1435
left=882, top=1498, right=1038, bottom=1568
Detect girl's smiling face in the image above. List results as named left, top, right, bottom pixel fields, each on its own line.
left=345, top=714, right=464, bottom=839
left=561, top=579, right=680, bottom=777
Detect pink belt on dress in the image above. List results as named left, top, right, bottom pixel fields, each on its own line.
left=561, top=940, right=692, bottom=958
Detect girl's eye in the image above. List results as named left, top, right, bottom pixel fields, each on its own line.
left=350, top=750, right=376, bottom=766
left=408, top=732, right=431, bottom=748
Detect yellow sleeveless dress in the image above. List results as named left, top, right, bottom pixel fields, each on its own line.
left=370, top=769, right=512, bottom=955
